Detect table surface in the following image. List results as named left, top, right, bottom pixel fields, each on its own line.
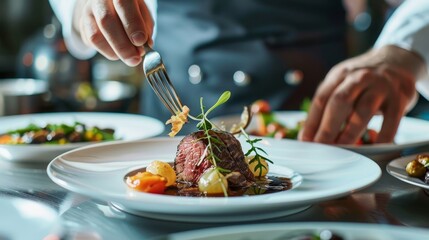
left=1, top=146, right=429, bottom=240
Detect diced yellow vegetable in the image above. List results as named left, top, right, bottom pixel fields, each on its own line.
left=198, top=167, right=228, bottom=195
left=406, top=160, right=426, bottom=178
left=146, top=160, right=177, bottom=186
left=245, top=155, right=269, bottom=177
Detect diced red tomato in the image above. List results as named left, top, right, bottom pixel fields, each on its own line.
left=365, top=129, right=378, bottom=144
left=274, top=130, right=286, bottom=139
left=255, top=114, right=268, bottom=136
left=355, top=129, right=378, bottom=145
left=266, top=122, right=283, bottom=135
left=251, top=100, right=271, bottom=114
left=355, top=138, right=363, bottom=146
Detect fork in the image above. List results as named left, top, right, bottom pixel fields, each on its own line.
left=142, top=44, right=183, bottom=115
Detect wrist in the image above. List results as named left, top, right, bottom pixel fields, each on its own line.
left=373, top=45, right=428, bottom=82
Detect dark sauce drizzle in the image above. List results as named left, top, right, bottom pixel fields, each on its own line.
left=164, top=175, right=293, bottom=197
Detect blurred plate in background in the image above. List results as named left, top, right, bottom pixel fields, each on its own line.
left=213, top=111, right=429, bottom=156
left=0, top=112, right=164, bottom=162
left=387, top=153, right=429, bottom=190
left=163, top=222, right=429, bottom=240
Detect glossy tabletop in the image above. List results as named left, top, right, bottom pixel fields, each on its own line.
left=1, top=146, right=429, bottom=240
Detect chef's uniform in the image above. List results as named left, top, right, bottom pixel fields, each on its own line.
left=142, top=0, right=347, bottom=130
left=49, top=0, right=349, bottom=133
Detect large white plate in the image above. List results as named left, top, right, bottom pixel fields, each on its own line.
left=164, top=222, right=429, bottom=240
left=47, top=136, right=381, bottom=223
left=0, top=112, right=164, bottom=162
left=213, top=111, right=429, bottom=156
left=386, top=153, right=429, bottom=190
left=0, top=196, right=60, bottom=240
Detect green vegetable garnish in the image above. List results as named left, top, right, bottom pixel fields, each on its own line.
left=241, top=129, right=273, bottom=178
left=192, top=91, right=231, bottom=197
left=300, top=97, right=312, bottom=113
left=2, top=122, right=116, bottom=144
left=7, top=123, right=41, bottom=135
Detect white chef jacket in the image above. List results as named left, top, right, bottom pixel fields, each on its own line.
left=374, top=0, right=429, bottom=99
left=50, top=0, right=429, bottom=97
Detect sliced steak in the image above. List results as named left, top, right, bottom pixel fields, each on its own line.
left=174, top=130, right=254, bottom=185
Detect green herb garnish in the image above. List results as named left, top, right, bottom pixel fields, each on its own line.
left=7, top=123, right=41, bottom=135
left=192, top=91, right=231, bottom=196
left=300, top=97, right=312, bottom=113
left=241, top=129, right=273, bottom=178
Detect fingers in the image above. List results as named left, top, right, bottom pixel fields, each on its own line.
left=138, top=0, right=154, bottom=47
left=77, top=0, right=155, bottom=65
left=301, top=46, right=420, bottom=145
left=376, top=72, right=406, bottom=143
left=312, top=68, right=407, bottom=145
left=313, top=69, right=372, bottom=143
left=80, top=10, right=118, bottom=60
left=336, top=87, right=384, bottom=144
left=377, top=99, right=403, bottom=143
left=299, top=84, right=331, bottom=142
left=113, top=0, right=147, bottom=47
left=300, top=66, right=347, bottom=142
left=91, top=0, right=141, bottom=66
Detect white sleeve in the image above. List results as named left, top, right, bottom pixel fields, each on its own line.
left=49, top=0, right=96, bottom=59
left=49, top=0, right=158, bottom=60
left=374, top=0, right=429, bottom=99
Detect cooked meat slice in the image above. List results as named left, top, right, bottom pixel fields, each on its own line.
left=174, top=130, right=254, bottom=185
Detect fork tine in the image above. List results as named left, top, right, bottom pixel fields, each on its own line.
left=154, top=70, right=182, bottom=114
left=158, top=68, right=183, bottom=110
left=147, top=70, right=183, bottom=115
left=143, top=44, right=184, bottom=115
left=147, top=74, right=176, bottom=115
left=153, top=71, right=177, bottom=114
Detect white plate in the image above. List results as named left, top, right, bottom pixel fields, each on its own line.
left=0, top=112, right=164, bottom=162
left=0, top=197, right=60, bottom=240
left=213, top=111, right=429, bottom=155
left=47, top=136, right=380, bottom=223
left=386, top=153, right=429, bottom=190
left=165, top=222, right=429, bottom=240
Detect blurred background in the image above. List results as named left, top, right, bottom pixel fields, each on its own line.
left=1, top=0, right=427, bottom=118
left=0, top=0, right=141, bottom=115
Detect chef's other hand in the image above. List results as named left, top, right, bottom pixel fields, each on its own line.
left=299, top=45, right=427, bottom=144
left=73, top=0, right=154, bottom=66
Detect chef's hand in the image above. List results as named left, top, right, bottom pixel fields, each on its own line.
left=299, top=45, right=427, bottom=144
left=73, top=0, right=154, bottom=66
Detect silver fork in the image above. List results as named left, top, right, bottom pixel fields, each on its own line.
left=142, top=44, right=183, bottom=115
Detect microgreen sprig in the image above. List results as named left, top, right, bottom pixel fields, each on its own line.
left=190, top=91, right=231, bottom=130
left=193, top=91, right=231, bottom=168
left=192, top=91, right=231, bottom=196
left=241, top=129, right=273, bottom=178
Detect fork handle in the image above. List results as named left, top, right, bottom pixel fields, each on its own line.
left=144, top=44, right=153, bottom=53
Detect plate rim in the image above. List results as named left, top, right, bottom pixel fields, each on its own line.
left=214, top=111, right=429, bottom=155
left=0, top=112, right=165, bottom=161
left=47, top=136, right=381, bottom=219
left=386, top=153, right=429, bottom=190
left=164, top=221, right=429, bottom=239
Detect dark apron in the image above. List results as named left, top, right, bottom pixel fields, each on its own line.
left=141, top=0, right=347, bottom=133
